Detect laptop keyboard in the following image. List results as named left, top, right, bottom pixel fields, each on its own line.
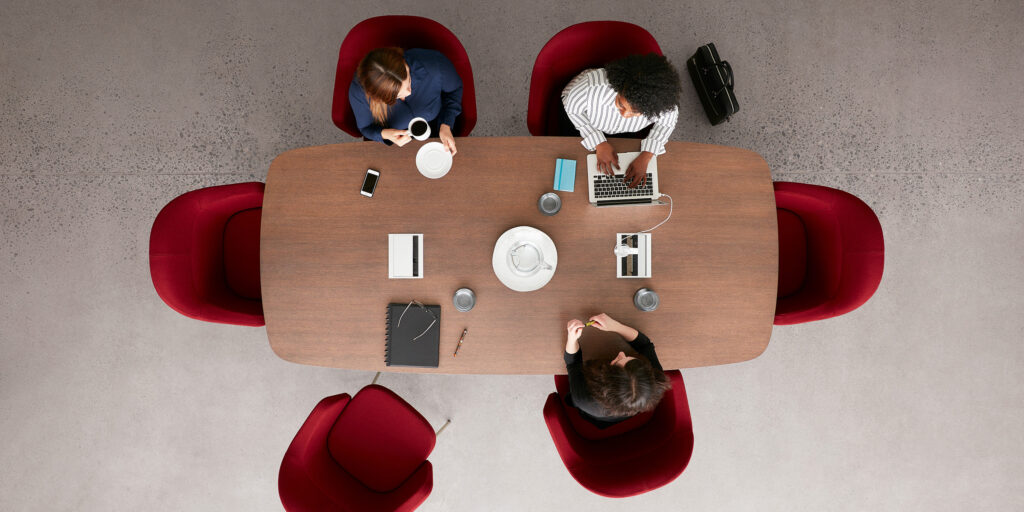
left=593, top=173, right=654, bottom=198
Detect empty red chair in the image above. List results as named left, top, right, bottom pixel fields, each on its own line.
left=149, top=182, right=265, bottom=326
left=331, top=15, right=477, bottom=138
left=543, top=370, right=693, bottom=498
left=774, top=181, right=885, bottom=325
left=279, top=386, right=438, bottom=512
left=527, top=21, right=662, bottom=136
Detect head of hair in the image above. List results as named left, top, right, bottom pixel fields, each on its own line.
left=604, top=53, right=682, bottom=118
left=582, top=357, right=671, bottom=417
left=356, top=47, right=408, bottom=125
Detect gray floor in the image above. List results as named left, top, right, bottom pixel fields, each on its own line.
left=2, top=1, right=1022, bottom=510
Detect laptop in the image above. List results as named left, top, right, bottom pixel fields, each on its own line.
left=586, top=152, right=664, bottom=207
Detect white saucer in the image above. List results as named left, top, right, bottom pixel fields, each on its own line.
left=415, top=142, right=452, bottom=179
left=492, top=226, right=558, bottom=292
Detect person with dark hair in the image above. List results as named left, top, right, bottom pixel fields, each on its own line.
left=563, top=313, right=672, bottom=428
left=561, top=53, right=682, bottom=187
left=349, top=47, right=461, bottom=154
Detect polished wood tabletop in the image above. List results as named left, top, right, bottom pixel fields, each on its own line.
left=261, top=136, right=776, bottom=374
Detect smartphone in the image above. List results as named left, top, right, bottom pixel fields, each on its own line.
left=360, top=169, right=380, bottom=197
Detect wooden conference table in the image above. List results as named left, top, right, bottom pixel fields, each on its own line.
left=262, top=137, right=776, bottom=374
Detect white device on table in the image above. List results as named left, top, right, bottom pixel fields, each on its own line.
left=615, top=233, right=652, bottom=278
left=586, top=151, right=665, bottom=207
left=388, top=234, right=423, bottom=279
left=360, top=168, right=380, bottom=197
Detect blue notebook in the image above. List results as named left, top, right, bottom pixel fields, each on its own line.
left=554, top=159, right=576, bottom=192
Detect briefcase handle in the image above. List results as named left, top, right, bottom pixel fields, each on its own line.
left=712, top=61, right=734, bottom=90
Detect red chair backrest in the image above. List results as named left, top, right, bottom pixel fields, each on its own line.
left=773, top=182, right=885, bottom=324
left=543, top=370, right=693, bottom=497
left=527, top=21, right=662, bottom=136
left=331, top=16, right=477, bottom=138
left=149, top=182, right=265, bottom=326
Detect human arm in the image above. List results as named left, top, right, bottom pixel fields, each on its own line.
left=561, top=71, right=609, bottom=154
left=435, top=52, right=463, bottom=132
left=586, top=313, right=639, bottom=342
left=382, top=128, right=413, bottom=147
left=638, top=106, right=678, bottom=156
left=625, top=107, right=677, bottom=186
left=623, top=151, right=654, bottom=187
left=348, top=80, right=412, bottom=146
left=438, top=124, right=457, bottom=155
left=626, top=331, right=663, bottom=372
left=348, top=80, right=385, bottom=143
left=587, top=313, right=663, bottom=371
left=564, top=319, right=595, bottom=411
left=565, top=318, right=584, bottom=355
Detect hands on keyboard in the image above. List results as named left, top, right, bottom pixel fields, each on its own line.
left=593, top=173, right=654, bottom=198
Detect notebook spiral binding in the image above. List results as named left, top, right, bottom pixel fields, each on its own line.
left=384, top=306, right=392, bottom=365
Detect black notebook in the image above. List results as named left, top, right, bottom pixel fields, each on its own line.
left=385, top=302, right=441, bottom=368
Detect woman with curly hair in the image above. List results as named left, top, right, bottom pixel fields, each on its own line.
left=349, top=47, right=462, bottom=154
left=563, top=313, right=672, bottom=428
left=561, top=53, right=682, bottom=188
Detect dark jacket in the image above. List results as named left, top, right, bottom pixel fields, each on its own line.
left=563, top=331, right=663, bottom=428
left=349, top=48, right=463, bottom=143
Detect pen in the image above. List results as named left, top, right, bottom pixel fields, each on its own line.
left=453, top=328, right=468, bottom=357
left=585, top=321, right=596, bottom=327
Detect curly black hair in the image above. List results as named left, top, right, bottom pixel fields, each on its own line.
left=605, top=53, right=682, bottom=118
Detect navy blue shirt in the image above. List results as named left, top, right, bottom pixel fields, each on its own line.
left=349, top=48, right=463, bottom=143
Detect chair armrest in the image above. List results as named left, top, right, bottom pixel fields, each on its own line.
left=370, top=461, right=433, bottom=512
left=543, top=393, right=596, bottom=466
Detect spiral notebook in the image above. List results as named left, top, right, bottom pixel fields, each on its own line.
left=385, top=302, right=441, bottom=368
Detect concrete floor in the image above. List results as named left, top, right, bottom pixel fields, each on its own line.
left=2, top=0, right=1022, bottom=510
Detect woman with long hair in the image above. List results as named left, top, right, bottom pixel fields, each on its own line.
left=563, top=313, right=671, bottom=427
left=348, top=47, right=462, bottom=154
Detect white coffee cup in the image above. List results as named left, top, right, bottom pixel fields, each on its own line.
left=408, top=117, right=431, bottom=141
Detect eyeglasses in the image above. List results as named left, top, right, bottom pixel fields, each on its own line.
left=396, top=300, right=438, bottom=341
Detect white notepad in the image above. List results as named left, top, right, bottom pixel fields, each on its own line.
left=388, top=234, right=424, bottom=279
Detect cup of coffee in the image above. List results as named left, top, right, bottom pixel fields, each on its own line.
left=408, top=117, right=430, bottom=141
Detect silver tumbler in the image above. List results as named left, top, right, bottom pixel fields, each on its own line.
left=633, top=288, right=660, bottom=312
left=453, top=288, right=476, bottom=312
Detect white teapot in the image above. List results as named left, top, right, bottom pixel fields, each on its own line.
left=507, top=241, right=553, bottom=276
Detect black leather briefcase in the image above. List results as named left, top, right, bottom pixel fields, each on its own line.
left=687, top=43, right=739, bottom=125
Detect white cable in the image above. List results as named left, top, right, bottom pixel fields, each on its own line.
left=613, top=193, right=673, bottom=255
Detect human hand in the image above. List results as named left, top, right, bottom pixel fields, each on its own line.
left=439, top=124, right=457, bottom=155
left=565, top=319, right=584, bottom=353
left=595, top=142, right=619, bottom=176
left=381, top=128, right=412, bottom=147
left=623, top=151, right=653, bottom=188
left=586, top=313, right=621, bottom=332
left=566, top=319, right=585, bottom=340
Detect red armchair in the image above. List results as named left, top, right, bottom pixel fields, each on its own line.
left=149, top=182, right=265, bottom=326
left=774, top=181, right=885, bottom=325
left=279, top=386, right=438, bottom=512
left=527, top=21, right=662, bottom=136
left=331, top=15, right=477, bottom=138
left=543, top=370, right=694, bottom=498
